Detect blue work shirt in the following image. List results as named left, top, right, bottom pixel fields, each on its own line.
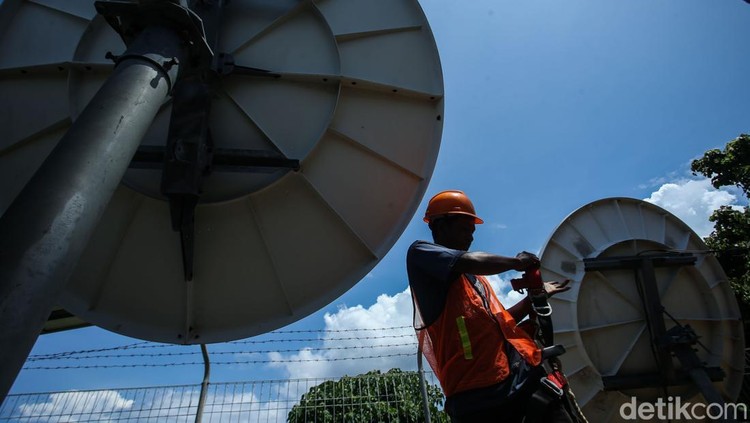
left=406, top=240, right=467, bottom=327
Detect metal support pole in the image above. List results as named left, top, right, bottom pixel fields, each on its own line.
left=636, top=258, right=676, bottom=383
left=195, top=344, right=210, bottom=423
left=417, top=346, right=433, bottom=423
left=0, top=25, right=185, bottom=404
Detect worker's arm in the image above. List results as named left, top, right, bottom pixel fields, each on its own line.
left=507, top=297, right=533, bottom=321
left=452, top=251, right=539, bottom=275
left=453, top=249, right=571, bottom=320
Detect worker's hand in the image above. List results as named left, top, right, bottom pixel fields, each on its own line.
left=544, top=279, right=571, bottom=297
left=515, top=251, right=540, bottom=270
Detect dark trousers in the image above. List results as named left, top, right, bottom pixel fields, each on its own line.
left=448, top=395, right=575, bottom=423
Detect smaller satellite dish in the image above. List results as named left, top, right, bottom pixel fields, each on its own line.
left=539, top=198, right=744, bottom=421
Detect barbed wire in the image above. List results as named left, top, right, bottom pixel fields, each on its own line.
left=28, top=327, right=416, bottom=360
left=27, top=342, right=419, bottom=361
left=230, top=333, right=416, bottom=346
left=269, top=325, right=413, bottom=333
left=36, top=341, right=152, bottom=358
left=23, top=353, right=415, bottom=370
left=30, top=334, right=416, bottom=357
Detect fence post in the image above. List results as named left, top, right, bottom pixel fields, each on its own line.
left=417, top=346, right=432, bottom=423
left=195, top=344, right=210, bottom=423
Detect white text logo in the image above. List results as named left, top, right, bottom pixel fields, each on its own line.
left=620, top=397, right=748, bottom=421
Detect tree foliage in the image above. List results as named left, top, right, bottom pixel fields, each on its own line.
left=287, top=369, right=449, bottom=423
left=691, top=134, right=750, bottom=308
left=691, top=134, right=750, bottom=195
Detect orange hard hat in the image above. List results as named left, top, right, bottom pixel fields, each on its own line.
left=423, top=190, right=484, bottom=224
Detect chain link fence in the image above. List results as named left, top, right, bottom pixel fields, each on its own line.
left=0, top=371, right=447, bottom=423
left=739, top=347, right=750, bottom=406
left=4, top=346, right=750, bottom=422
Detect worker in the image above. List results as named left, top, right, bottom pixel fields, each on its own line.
left=407, top=190, right=579, bottom=423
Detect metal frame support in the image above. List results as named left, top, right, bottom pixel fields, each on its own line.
left=160, top=0, right=224, bottom=282
left=161, top=76, right=213, bottom=281
left=0, top=12, right=189, bottom=406
left=130, top=146, right=301, bottom=172
left=637, top=257, right=677, bottom=382
left=585, top=253, right=734, bottom=420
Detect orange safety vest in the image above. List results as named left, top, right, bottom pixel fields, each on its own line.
left=417, top=274, right=542, bottom=397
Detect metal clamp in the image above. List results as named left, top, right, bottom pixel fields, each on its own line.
left=540, top=376, right=564, bottom=398
left=533, top=302, right=553, bottom=317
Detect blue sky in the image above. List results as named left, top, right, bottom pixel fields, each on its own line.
left=9, top=0, right=750, bottom=397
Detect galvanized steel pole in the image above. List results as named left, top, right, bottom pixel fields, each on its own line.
left=0, top=25, right=185, bottom=403
left=195, top=344, right=211, bottom=423
left=417, top=347, right=433, bottom=423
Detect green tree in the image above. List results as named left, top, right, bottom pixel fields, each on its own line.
left=691, top=134, right=750, bottom=310
left=287, top=369, right=449, bottom=423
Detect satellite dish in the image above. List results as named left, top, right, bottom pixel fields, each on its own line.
left=0, top=0, right=444, bottom=344
left=539, top=198, right=744, bottom=420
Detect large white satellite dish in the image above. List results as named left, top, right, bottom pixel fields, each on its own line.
left=539, top=198, right=744, bottom=420
left=0, top=0, right=443, bottom=348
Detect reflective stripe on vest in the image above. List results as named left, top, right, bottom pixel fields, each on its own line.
left=455, top=316, right=473, bottom=360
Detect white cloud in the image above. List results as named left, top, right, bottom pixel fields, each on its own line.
left=267, top=289, right=417, bottom=380
left=489, top=222, right=508, bottom=230
left=13, top=387, right=290, bottom=423
left=638, top=170, right=682, bottom=190
left=267, top=278, right=527, bottom=380
left=17, top=390, right=133, bottom=423
left=644, top=178, right=744, bottom=238
left=487, top=274, right=526, bottom=307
